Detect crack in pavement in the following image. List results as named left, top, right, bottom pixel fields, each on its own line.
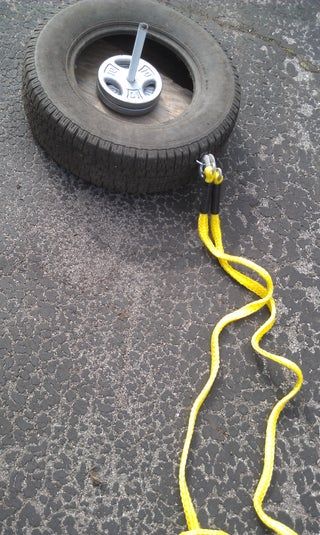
left=207, top=16, right=320, bottom=74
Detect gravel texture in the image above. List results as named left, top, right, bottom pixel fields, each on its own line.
left=0, top=1, right=319, bottom=534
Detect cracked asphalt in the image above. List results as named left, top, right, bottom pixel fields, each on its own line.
left=0, top=1, right=319, bottom=534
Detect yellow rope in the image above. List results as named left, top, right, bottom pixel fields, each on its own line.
left=178, top=168, right=303, bottom=535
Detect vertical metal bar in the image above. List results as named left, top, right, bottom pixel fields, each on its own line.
left=127, top=22, right=149, bottom=83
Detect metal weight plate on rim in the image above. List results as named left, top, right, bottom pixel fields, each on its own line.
left=97, top=55, right=162, bottom=116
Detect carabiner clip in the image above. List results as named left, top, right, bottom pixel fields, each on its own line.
left=196, top=154, right=217, bottom=180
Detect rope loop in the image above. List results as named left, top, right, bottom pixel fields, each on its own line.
left=204, top=166, right=223, bottom=185
left=180, top=530, right=230, bottom=535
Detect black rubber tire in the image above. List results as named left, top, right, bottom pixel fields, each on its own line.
left=23, top=0, right=240, bottom=194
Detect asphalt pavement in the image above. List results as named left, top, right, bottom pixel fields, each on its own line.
left=0, top=1, right=319, bottom=534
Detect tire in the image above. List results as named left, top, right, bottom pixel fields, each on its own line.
left=23, top=0, right=240, bottom=194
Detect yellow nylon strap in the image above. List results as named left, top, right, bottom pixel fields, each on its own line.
left=178, top=212, right=303, bottom=535
left=180, top=530, right=229, bottom=535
